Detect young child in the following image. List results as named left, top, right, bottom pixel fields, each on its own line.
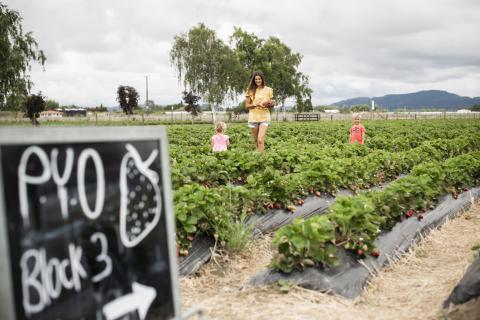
left=211, top=122, right=230, bottom=152
left=349, top=114, right=366, bottom=144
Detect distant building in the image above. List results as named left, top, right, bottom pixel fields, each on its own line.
left=40, top=110, right=63, bottom=118
left=324, top=109, right=340, bottom=114
left=456, top=109, right=472, bottom=113
left=63, top=108, right=87, bottom=117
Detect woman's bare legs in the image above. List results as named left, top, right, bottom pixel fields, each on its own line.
left=256, top=125, right=268, bottom=152
left=251, top=127, right=259, bottom=149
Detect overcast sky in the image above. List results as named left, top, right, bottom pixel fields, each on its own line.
left=6, top=0, right=480, bottom=107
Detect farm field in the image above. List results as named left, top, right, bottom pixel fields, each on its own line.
left=2, top=118, right=480, bottom=319
left=169, top=118, right=480, bottom=319
left=168, top=119, right=480, bottom=262
left=180, top=203, right=480, bottom=320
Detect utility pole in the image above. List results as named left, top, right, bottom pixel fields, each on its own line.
left=145, top=75, right=149, bottom=110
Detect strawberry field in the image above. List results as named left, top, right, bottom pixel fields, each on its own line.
left=169, top=119, right=480, bottom=267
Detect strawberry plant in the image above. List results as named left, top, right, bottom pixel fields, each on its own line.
left=329, top=195, right=384, bottom=254
left=270, top=215, right=337, bottom=273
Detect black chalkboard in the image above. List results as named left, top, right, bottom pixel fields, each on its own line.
left=0, top=127, right=180, bottom=320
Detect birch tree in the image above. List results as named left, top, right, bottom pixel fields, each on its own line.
left=170, top=23, right=242, bottom=123
left=0, top=3, right=46, bottom=110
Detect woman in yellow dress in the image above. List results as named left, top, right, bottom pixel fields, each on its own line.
left=245, top=71, right=275, bottom=152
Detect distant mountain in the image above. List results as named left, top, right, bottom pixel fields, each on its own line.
left=331, top=90, right=480, bottom=111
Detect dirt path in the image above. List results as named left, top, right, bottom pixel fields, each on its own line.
left=180, top=203, right=480, bottom=320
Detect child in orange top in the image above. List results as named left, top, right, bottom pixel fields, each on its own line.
left=349, top=114, right=365, bottom=144
left=211, top=122, right=229, bottom=152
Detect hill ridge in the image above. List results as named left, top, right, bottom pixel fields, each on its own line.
left=331, top=90, right=480, bottom=110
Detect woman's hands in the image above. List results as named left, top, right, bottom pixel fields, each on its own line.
left=246, top=97, right=275, bottom=109
left=246, top=97, right=256, bottom=109
left=261, top=100, right=275, bottom=109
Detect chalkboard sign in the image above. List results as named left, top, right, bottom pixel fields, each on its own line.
left=0, top=126, right=181, bottom=320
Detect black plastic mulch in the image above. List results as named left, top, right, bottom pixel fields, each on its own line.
left=250, top=188, right=480, bottom=299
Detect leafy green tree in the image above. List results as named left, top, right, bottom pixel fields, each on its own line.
left=117, top=86, right=128, bottom=113
left=117, top=85, right=139, bottom=115
left=0, top=3, right=46, bottom=110
left=259, top=37, right=301, bottom=106
left=296, top=97, right=313, bottom=113
left=5, top=93, right=25, bottom=111
left=229, top=27, right=263, bottom=89
left=93, top=104, right=108, bottom=112
left=170, top=23, right=243, bottom=122
left=232, top=101, right=248, bottom=115
left=231, top=28, right=311, bottom=116
left=127, top=87, right=139, bottom=112
left=45, top=99, right=60, bottom=110
left=294, top=74, right=313, bottom=112
left=471, top=104, right=480, bottom=112
left=23, top=92, right=45, bottom=125
left=350, top=104, right=370, bottom=112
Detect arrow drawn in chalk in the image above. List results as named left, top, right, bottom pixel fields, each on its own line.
left=103, top=282, right=156, bottom=320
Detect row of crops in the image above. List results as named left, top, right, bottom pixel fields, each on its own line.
left=169, top=119, right=480, bottom=261
left=271, top=152, right=480, bottom=272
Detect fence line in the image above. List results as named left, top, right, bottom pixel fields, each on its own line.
left=1, top=111, right=478, bottom=125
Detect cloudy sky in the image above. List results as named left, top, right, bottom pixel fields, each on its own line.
left=6, top=0, right=480, bottom=107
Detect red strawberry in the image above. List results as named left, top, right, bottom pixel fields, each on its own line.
left=273, top=202, right=282, bottom=209
left=356, top=249, right=364, bottom=257
left=417, top=214, right=424, bottom=221
left=406, top=210, right=414, bottom=218
left=463, top=187, right=469, bottom=192
left=371, top=249, right=380, bottom=258
left=120, top=144, right=162, bottom=248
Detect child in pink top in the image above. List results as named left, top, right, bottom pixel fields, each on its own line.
left=211, top=122, right=230, bottom=152
left=349, top=114, right=366, bottom=144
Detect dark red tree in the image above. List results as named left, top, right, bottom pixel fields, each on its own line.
left=182, top=91, right=201, bottom=116
left=23, top=92, right=45, bottom=125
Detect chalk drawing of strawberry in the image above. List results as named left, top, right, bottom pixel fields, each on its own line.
left=119, top=144, right=162, bottom=247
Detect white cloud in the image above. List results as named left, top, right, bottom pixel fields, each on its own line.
left=5, top=0, right=480, bottom=106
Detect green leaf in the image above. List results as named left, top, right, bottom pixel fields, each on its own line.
left=184, top=225, right=197, bottom=233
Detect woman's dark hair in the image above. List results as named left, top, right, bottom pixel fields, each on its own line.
left=247, top=71, right=266, bottom=98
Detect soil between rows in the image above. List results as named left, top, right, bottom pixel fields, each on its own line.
left=179, top=203, right=480, bottom=320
